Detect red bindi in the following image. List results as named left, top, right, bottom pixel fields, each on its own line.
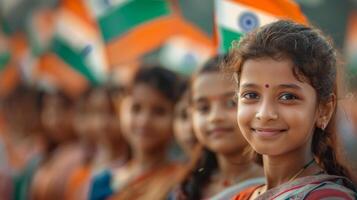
left=265, top=84, right=270, bottom=88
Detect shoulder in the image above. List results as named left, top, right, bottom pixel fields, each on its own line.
left=305, top=181, right=357, bottom=200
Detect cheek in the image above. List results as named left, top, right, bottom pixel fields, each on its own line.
left=227, top=109, right=239, bottom=128
left=191, top=113, right=206, bottom=143
left=237, top=103, right=254, bottom=131
left=281, top=105, right=317, bottom=134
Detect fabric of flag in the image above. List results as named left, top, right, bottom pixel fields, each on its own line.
left=35, top=0, right=109, bottom=97
left=0, top=33, right=21, bottom=97
left=51, top=10, right=107, bottom=85
left=37, top=53, right=89, bottom=98
left=214, top=0, right=308, bottom=53
left=159, top=18, right=215, bottom=76
left=87, top=0, right=181, bottom=66
left=26, top=9, right=56, bottom=56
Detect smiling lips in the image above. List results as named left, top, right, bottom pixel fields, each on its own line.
left=209, top=127, right=234, bottom=137
left=252, top=128, right=287, bottom=138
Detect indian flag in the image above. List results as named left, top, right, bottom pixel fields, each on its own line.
left=0, top=51, right=10, bottom=73
left=26, top=8, right=55, bottom=56
left=37, top=52, right=89, bottom=98
left=159, top=18, right=215, bottom=76
left=87, top=0, right=180, bottom=66
left=35, top=2, right=109, bottom=97
left=0, top=33, right=19, bottom=97
left=215, top=0, right=307, bottom=53
left=49, top=7, right=108, bottom=86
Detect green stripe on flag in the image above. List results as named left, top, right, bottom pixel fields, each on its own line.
left=26, top=22, right=46, bottom=56
left=51, top=37, right=99, bottom=85
left=218, top=26, right=244, bottom=54
left=0, top=52, right=11, bottom=72
left=1, top=20, right=12, bottom=35
left=99, top=1, right=171, bottom=43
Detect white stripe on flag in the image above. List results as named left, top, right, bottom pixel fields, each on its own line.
left=55, top=10, right=108, bottom=82
left=215, top=0, right=278, bottom=34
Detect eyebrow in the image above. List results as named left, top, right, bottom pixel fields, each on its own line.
left=193, top=91, right=236, bottom=102
left=240, top=83, right=258, bottom=89
left=240, top=83, right=302, bottom=90
left=278, top=84, right=302, bottom=90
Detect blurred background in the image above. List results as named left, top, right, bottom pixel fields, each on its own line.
left=1, top=0, right=357, bottom=93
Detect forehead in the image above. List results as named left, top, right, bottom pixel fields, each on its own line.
left=192, top=72, right=235, bottom=99
left=131, top=84, right=173, bottom=106
left=240, top=58, right=304, bottom=87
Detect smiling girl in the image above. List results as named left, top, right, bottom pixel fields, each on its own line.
left=227, top=20, right=357, bottom=199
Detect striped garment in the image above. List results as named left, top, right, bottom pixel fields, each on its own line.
left=233, top=174, right=357, bottom=200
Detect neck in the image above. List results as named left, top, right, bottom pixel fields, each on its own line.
left=263, top=143, right=317, bottom=189
left=107, top=140, right=129, bottom=162
left=216, top=149, right=262, bottom=181
left=131, top=147, right=168, bottom=171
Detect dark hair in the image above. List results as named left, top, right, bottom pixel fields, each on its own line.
left=179, top=148, right=217, bottom=200
left=224, top=20, right=349, bottom=177
left=178, top=55, right=227, bottom=199
left=196, top=55, right=227, bottom=75
left=131, top=65, right=181, bottom=103
left=1, top=84, right=43, bottom=136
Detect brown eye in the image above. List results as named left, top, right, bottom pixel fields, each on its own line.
left=180, top=109, right=188, bottom=120
left=194, top=102, right=210, bottom=114
left=225, top=99, right=237, bottom=109
left=131, top=103, right=141, bottom=114
left=279, top=93, right=298, bottom=101
left=242, top=92, right=259, bottom=100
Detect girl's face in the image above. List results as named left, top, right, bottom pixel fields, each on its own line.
left=174, top=93, right=197, bottom=157
left=75, top=89, right=111, bottom=139
left=123, top=84, right=174, bottom=152
left=191, top=72, right=248, bottom=154
left=42, top=94, right=75, bottom=143
left=237, top=57, right=320, bottom=156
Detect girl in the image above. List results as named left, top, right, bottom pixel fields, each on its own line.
left=173, top=79, right=198, bottom=161
left=65, top=86, right=129, bottom=200
left=228, top=20, right=357, bottom=199
left=88, top=66, right=183, bottom=200
left=31, top=90, right=83, bottom=200
left=173, top=56, right=263, bottom=200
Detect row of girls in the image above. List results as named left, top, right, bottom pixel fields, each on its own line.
left=0, top=20, right=357, bottom=200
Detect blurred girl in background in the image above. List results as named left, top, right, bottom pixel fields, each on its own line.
left=88, top=65, right=183, bottom=200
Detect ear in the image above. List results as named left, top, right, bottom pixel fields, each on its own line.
left=316, top=94, right=336, bottom=130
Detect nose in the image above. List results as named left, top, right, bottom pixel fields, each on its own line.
left=208, top=103, right=225, bottom=123
left=136, top=110, right=150, bottom=128
left=255, top=98, right=278, bottom=122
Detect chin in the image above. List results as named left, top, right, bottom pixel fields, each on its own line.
left=209, top=143, right=242, bottom=155
left=252, top=145, right=287, bottom=157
